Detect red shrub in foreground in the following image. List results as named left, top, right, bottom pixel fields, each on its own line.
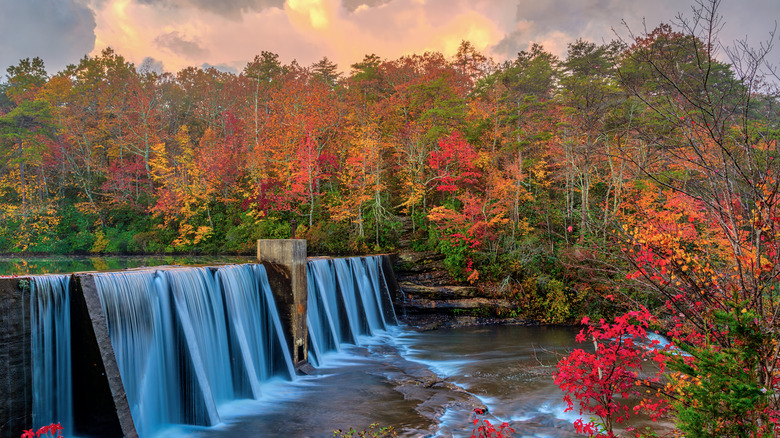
left=470, top=408, right=515, bottom=438
left=21, top=423, right=64, bottom=438
left=554, top=309, right=670, bottom=437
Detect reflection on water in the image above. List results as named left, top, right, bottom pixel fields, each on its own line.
left=0, top=255, right=256, bottom=276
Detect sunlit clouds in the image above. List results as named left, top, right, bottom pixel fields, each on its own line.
left=89, top=0, right=507, bottom=73
left=0, top=0, right=777, bottom=76
left=287, top=0, right=331, bottom=29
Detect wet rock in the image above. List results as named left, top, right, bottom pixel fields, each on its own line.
left=403, top=296, right=515, bottom=310
left=398, top=282, right=482, bottom=300
left=390, top=250, right=527, bottom=332
left=378, top=356, right=487, bottom=437
left=396, top=251, right=444, bottom=267
left=296, top=362, right=317, bottom=375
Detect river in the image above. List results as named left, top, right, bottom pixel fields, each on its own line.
left=164, top=325, right=581, bottom=438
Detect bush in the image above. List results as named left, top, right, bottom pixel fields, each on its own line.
left=333, top=423, right=397, bottom=437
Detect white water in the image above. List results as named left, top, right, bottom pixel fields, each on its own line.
left=92, top=264, right=296, bottom=437
left=30, top=275, right=73, bottom=435
left=306, top=256, right=397, bottom=366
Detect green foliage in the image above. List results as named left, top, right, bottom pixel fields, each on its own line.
left=668, top=309, right=775, bottom=438
left=333, top=423, right=398, bottom=438
left=103, top=227, right=141, bottom=253
left=439, top=240, right=470, bottom=282
left=17, top=278, right=30, bottom=292
left=333, top=423, right=397, bottom=438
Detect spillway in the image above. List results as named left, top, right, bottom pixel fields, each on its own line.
left=20, top=255, right=397, bottom=437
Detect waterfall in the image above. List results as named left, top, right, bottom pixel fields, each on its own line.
left=94, top=270, right=193, bottom=437
left=216, top=264, right=295, bottom=399
left=306, top=256, right=397, bottom=365
left=30, top=275, right=73, bottom=435
left=25, top=255, right=395, bottom=436
left=92, top=264, right=294, bottom=437
left=307, top=259, right=345, bottom=365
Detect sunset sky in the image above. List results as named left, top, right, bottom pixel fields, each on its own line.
left=0, top=0, right=778, bottom=77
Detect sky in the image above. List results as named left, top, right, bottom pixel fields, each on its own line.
left=0, top=0, right=778, bottom=78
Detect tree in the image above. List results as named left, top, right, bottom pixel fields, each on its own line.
left=453, top=40, right=489, bottom=92
left=557, top=1, right=780, bottom=436
left=0, top=100, right=55, bottom=219
left=559, top=39, right=624, bottom=238
left=244, top=51, right=289, bottom=150
left=311, top=56, right=342, bottom=89
left=555, top=310, right=670, bottom=438
left=0, top=58, right=54, bottom=221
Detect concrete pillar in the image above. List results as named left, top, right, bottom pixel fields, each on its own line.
left=257, top=239, right=308, bottom=367
left=0, top=277, right=33, bottom=438
left=71, top=274, right=138, bottom=438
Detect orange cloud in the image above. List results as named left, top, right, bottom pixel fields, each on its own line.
left=90, top=0, right=506, bottom=73
left=82, top=0, right=780, bottom=77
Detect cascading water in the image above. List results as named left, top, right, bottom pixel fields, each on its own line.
left=307, top=259, right=342, bottom=366
left=216, top=264, right=295, bottom=398
left=94, top=270, right=188, bottom=438
left=30, top=275, right=73, bottom=435
left=24, top=255, right=396, bottom=437
left=364, top=256, right=398, bottom=326
left=92, top=264, right=295, bottom=438
left=307, top=256, right=397, bottom=365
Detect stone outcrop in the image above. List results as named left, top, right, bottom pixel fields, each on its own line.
left=391, top=250, right=525, bottom=330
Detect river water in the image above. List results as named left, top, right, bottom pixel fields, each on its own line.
left=164, top=325, right=581, bottom=438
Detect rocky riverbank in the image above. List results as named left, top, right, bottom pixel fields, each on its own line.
left=391, top=251, right=535, bottom=331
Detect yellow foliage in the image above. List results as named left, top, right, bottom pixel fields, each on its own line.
left=192, top=226, right=212, bottom=245
left=90, top=230, right=109, bottom=253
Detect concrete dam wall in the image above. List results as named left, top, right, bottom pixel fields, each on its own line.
left=0, top=241, right=398, bottom=438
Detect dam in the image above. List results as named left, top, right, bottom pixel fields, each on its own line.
left=0, top=240, right=399, bottom=437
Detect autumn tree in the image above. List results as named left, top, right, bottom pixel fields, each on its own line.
left=384, top=52, right=467, bottom=219
left=556, top=1, right=780, bottom=436
left=0, top=58, right=55, bottom=223
left=486, top=45, right=560, bottom=248
left=243, top=51, right=288, bottom=151
left=559, top=39, right=625, bottom=238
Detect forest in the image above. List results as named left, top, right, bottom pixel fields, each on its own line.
left=0, top=2, right=776, bottom=298
left=3, top=0, right=780, bottom=435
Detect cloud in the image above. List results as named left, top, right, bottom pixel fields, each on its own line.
left=201, top=62, right=239, bottom=74
left=486, top=0, right=689, bottom=60
left=280, top=0, right=504, bottom=71
left=340, top=0, right=391, bottom=13
left=154, top=31, right=209, bottom=58
left=54, top=0, right=778, bottom=81
left=0, top=0, right=96, bottom=76
left=134, top=0, right=285, bottom=19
